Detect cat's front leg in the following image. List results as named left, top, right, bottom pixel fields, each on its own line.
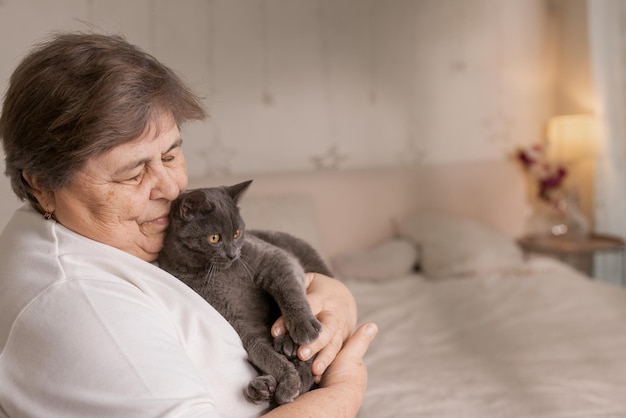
left=284, top=311, right=322, bottom=345
left=273, top=334, right=317, bottom=396
left=241, top=333, right=303, bottom=405
left=273, top=333, right=298, bottom=359
left=245, top=375, right=277, bottom=404
left=253, top=252, right=322, bottom=344
left=246, top=371, right=301, bottom=405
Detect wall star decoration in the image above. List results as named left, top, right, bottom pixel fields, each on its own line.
left=196, top=134, right=237, bottom=177
left=482, top=108, right=514, bottom=145
left=311, top=144, right=347, bottom=170
left=395, top=141, right=426, bottom=166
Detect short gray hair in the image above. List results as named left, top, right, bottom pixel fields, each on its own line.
left=0, top=32, right=207, bottom=203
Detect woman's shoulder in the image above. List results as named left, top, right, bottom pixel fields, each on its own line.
left=0, top=206, right=180, bottom=350
left=0, top=205, right=132, bottom=308
left=0, top=204, right=173, bottom=290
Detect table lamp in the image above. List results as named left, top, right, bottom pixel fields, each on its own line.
left=545, top=114, right=599, bottom=236
left=547, top=114, right=599, bottom=165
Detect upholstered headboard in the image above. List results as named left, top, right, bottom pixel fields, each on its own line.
left=187, top=159, right=529, bottom=260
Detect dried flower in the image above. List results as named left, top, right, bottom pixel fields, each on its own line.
left=516, top=143, right=567, bottom=204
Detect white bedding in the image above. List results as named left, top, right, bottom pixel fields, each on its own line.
left=196, top=169, right=626, bottom=416
left=345, top=257, right=626, bottom=418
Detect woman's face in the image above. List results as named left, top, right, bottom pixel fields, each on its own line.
left=48, top=112, right=188, bottom=261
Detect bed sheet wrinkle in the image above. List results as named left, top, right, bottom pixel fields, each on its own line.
left=347, top=258, right=626, bottom=418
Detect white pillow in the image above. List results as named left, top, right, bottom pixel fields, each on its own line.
left=331, top=238, right=419, bottom=281
left=239, top=193, right=324, bottom=257
left=396, top=211, right=523, bottom=278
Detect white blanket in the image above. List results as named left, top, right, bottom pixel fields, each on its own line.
left=346, top=258, right=626, bottom=418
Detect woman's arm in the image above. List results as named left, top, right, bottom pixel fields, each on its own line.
left=263, top=322, right=378, bottom=418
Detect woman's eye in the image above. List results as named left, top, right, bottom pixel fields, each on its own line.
left=162, top=155, right=175, bottom=163
left=233, top=230, right=241, bottom=239
left=208, top=234, right=220, bottom=244
left=126, top=173, right=143, bottom=183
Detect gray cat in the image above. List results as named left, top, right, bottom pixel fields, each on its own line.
left=157, top=180, right=332, bottom=406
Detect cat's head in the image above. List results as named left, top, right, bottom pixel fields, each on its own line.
left=166, top=180, right=253, bottom=267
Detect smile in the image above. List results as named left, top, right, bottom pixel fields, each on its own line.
left=144, top=213, right=170, bottom=230
left=153, top=214, right=170, bottom=224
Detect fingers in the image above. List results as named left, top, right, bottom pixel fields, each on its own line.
left=271, top=317, right=286, bottom=338
left=275, top=309, right=343, bottom=375
left=304, top=273, right=357, bottom=343
left=341, top=322, right=378, bottom=359
left=297, top=309, right=343, bottom=375
left=310, top=321, right=377, bottom=382
left=272, top=311, right=369, bottom=379
left=318, top=322, right=378, bottom=388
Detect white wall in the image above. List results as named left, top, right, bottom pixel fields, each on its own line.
left=0, top=0, right=554, bottom=226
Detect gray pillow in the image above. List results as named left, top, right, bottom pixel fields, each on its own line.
left=396, top=212, right=523, bottom=278
left=331, top=238, right=419, bottom=281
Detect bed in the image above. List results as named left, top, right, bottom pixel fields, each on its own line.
left=345, top=258, right=626, bottom=417
left=188, top=160, right=626, bottom=417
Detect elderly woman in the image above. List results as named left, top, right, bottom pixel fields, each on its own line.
left=0, top=33, right=376, bottom=417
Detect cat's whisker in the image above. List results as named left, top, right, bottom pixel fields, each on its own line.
left=236, top=257, right=255, bottom=282
left=202, top=263, right=218, bottom=294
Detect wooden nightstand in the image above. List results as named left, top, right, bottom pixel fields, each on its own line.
left=517, top=233, right=626, bottom=282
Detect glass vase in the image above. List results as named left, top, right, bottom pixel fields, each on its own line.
left=524, top=194, right=589, bottom=237
left=559, top=193, right=590, bottom=237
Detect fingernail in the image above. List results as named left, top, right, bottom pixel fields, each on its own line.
left=272, top=325, right=284, bottom=337
left=300, top=347, right=312, bottom=360
left=314, top=361, right=325, bottom=374
left=365, top=323, right=378, bottom=337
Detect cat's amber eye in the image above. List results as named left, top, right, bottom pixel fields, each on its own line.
left=233, top=230, right=241, bottom=239
left=208, top=234, right=221, bottom=244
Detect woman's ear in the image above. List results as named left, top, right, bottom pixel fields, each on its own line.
left=21, top=171, right=55, bottom=213
left=21, top=170, right=40, bottom=192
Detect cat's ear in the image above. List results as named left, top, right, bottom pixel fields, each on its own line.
left=174, top=190, right=211, bottom=221
left=227, top=180, right=253, bottom=204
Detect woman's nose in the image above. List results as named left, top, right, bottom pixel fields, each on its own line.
left=150, top=167, right=181, bottom=201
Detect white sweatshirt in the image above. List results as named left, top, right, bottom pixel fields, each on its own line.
left=0, top=205, right=267, bottom=417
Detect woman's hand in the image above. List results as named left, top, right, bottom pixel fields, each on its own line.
left=263, top=322, right=377, bottom=418
left=317, top=322, right=377, bottom=401
left=272, top=272, right=357, bottom=380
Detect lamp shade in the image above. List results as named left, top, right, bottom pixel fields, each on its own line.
left=546, top=114, right=599, bottom=164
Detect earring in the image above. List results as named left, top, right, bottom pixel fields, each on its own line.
left=44, top=211, right=53, bottom=220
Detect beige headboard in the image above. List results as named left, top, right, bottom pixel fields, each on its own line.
left=188, top=159, right=530, bottom=260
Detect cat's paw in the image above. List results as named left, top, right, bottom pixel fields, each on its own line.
left=287, top=316, right=322, bottom=345
left=274, top=372, right=302, bottom=404
left=244, top=375, right=277, bottom=404
left=273, top=334, right=298, bottom=359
